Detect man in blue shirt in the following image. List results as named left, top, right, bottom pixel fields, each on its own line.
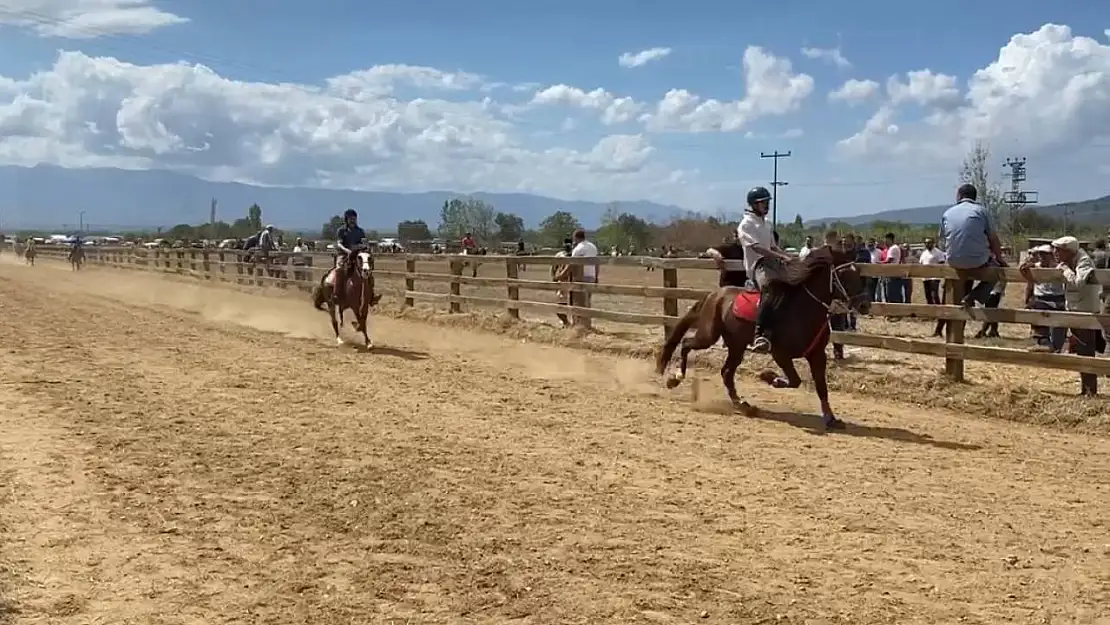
left=939, top=184, right=1006, bottom=306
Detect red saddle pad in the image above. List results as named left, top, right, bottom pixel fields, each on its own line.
left=731, top=290, right=761, bottom=322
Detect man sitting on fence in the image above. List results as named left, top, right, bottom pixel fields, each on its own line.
left=739, top=185, right=795, bottom=353
left=940, top=183, right=1007, bottom=307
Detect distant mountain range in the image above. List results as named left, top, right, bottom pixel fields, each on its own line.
left=1, top=164, right=1107, bottom=232
left=0, top=164, right=686, bottom=231
left=809, top=195, right=1110, bottom=227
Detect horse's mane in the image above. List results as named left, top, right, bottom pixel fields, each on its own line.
left=779, top=247, right=852, bottom=286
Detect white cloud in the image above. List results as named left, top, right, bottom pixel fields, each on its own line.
left=885, top=70, right=960, bottom=107
left=529, top=85, right=643, bottom=125
left=801, top=46, right=851, bottom=70
left=781, top=128, right=804, bottom=138
left=0, top=50, right=704, bottom=205
left=618, top=47, right=672, bottom=68
left=0, top=0, right=187, bottom=38
left=828, top=78, right=880, bottom=105
left=641, top=46, right=813, bottom=133
left=837, top=24, right=1110, bottom=165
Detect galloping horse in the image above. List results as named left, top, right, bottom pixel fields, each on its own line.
left=312, top=249, right=381, bottom=348
left=656, top=248, right=870, bottom=430
left=69, top=245, right=85, bottom=271
left=23, top=241, right=35, bottom=266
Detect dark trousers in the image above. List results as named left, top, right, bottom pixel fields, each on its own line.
left=884, top=277, right=906, bottom=304
left=1030, top=295, right=1066, bottom=349
left=1071, top=328, right=1099, bottom=395
left=976, top=292, right=1003, bottom=337
left=958, top=258, right=1001, bottom=306
left=924, top=280, right=941, bottom=305
left=866, top=278, right=880, bottom=303
left=830, top=313, right=848, bottom=359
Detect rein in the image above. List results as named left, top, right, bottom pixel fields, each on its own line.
left=802, top=261, right=857, bottom=316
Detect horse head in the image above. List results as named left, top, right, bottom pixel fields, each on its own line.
left=825, top=251, right=871, bottom=315
left=354, top=250, right=373, bottom=277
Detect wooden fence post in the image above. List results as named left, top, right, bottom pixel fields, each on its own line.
left=201, top=250, right=211, bottom=278
left=661, top=263, right=679, bottom=334
left=449, top=259, right=463, bottom=313
left=569, top=264, right=592, bottom=330
left=506, top=257, right=520, bottom=319
left=404, top=258, right=416, bottom=307
left=944, top=277, right=967, bottom=381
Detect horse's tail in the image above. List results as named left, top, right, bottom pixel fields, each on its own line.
left=655, top=294, right=709, bottom=375
left=311, top=284, right=327, bottom=310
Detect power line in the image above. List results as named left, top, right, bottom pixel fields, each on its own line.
left=760, top=150, right=791, bottom=230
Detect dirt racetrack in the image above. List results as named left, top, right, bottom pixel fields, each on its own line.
left=1, top=259, right=1108, bottom=625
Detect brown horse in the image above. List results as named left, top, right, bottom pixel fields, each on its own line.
left=312, top=250, right=381, bottom=348
left=69, top=246, right=84, bottom=271
left=23, top=242, right=35, bottom=266
left=656, top=248, right=870, bottom=430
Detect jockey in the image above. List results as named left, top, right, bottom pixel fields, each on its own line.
left=333, top=209, right=367, bottom=293
left=461, top=232, right=477, bottom=253
left=739, top=186, right=794, bottom=353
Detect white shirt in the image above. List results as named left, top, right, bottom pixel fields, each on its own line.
left=869, top=247, right=882, bottom=264
left=918, top=248, right=946, bottom=265
left=292, top=244, right=305, bottom=253
left=571, top=240, right=598, bottom=280
left=1032, top=261, right=1065, bottom=298
left=737, top=212, right=773, bottom=276
left=798, top=245, right=812, bottom=260
left=1062, top=251, right=1100, bottom=313
left=885, top=244, right=902, bottom=264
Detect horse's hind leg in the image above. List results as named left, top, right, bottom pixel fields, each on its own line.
left=721, top=345, right=747, bottom=406
left=805, top=350, right=843, bottom=429
left=672, top=326, right=721, bottom=384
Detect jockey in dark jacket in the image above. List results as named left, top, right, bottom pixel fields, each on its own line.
left=332, top=209, right=367, bottom=296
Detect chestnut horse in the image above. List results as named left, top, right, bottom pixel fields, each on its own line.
left=312, top=249, right=381, bottom=348
left=656, top=248, right=870, bottom=429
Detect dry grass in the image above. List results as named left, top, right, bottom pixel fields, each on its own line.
left=372, top=257, right=1110, bottom=430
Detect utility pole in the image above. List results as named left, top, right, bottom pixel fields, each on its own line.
left=210, top=198, right=217, bottom=240
left=1002, top=157, right=1038, bottom=248
left=78, top=210, right=85, bottom=233
left=760, top=150, right=791, bottom=231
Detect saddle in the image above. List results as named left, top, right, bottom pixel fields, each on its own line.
left=730, top=286, right=790, bottom=323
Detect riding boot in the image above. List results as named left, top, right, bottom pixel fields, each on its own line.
left=751, top=290, right=775, bottom=352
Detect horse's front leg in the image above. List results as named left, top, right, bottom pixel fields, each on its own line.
left=360, top=309, right=372, bottom=348
left=328, top=303, right=342, bottom=345
left=760, top=351, right=803, bottom=389
left=805, top=350, right=843, bottom=430
left=666, top=328, right=719, bottom=389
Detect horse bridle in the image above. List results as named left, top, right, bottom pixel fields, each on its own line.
left=803, top=262, right=868, bottom=316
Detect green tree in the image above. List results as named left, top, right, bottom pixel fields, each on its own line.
left=438, top=197, right=496, bottom=242
left=321, top=214, right=344, bottom=240
left=397, top=219, right=433, bottom=241
left=594, top=203, right=652, bottom=252
left=494, top=211, right=525, bottom=242
left=247, top=203, right=263, bottom=231
left=538, top=210, right=582, bottom=246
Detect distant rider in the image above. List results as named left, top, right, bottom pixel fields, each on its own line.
left=739, top=186, right=794, bottom=352
left=332, top=209, right=367, bottom=297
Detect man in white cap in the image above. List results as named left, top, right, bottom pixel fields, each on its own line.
left=1021, top=235, right=1099, bottom=395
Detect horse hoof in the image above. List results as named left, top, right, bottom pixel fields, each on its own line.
left=757, top=370, right=777, bottom=385
left=736, top=401, right=756, bottom=417
left=824, top=416, right=846, bottom=430
left=665, top=376, right=682, bottom=389
left=336, top=337, right=344, bottom=346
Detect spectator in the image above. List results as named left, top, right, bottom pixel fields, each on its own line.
left=882, top=232, right=904, bottom=304
left=1025, top=244, right=1066, bottom=351
left=864, top=238, right=881, bottom=302
left=552, top=238, right=574, bottom=327
left=823, top=231, right=851, bottom=358
left=1093, top=239, right=1110, bottom=313
left=461, top=232, right=477, bottom=253
left=899, top=239, right=914, bottom=302
left=845, top=233, right=869, bottom=330
left=798, top=235, right=814, bottom=260
left=1022, top=236, right=1099, bottom=395
left=704, top=233, right=747, bottom=288
left=919, top=237, right=947, bottom=305
left=940, top=183, right=1006, bottom=307
left=570, top=229, right=599, bottom=309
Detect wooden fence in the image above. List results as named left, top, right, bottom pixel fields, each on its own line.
left=34, top=245, right=1110, bottom=380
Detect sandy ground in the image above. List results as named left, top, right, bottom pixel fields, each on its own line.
left=1, top=258, right=1109, bottom=624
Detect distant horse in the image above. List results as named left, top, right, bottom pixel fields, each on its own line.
left=656, top=248, right=870, bottom=430
left=69, top=246, right=84, bottom=271
left=23, top=243, right=35, bottom=266
left=312, top=249, right=381, bottom=348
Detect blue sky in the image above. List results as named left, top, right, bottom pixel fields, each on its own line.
left=0, top=0, right=1108, bottom=221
